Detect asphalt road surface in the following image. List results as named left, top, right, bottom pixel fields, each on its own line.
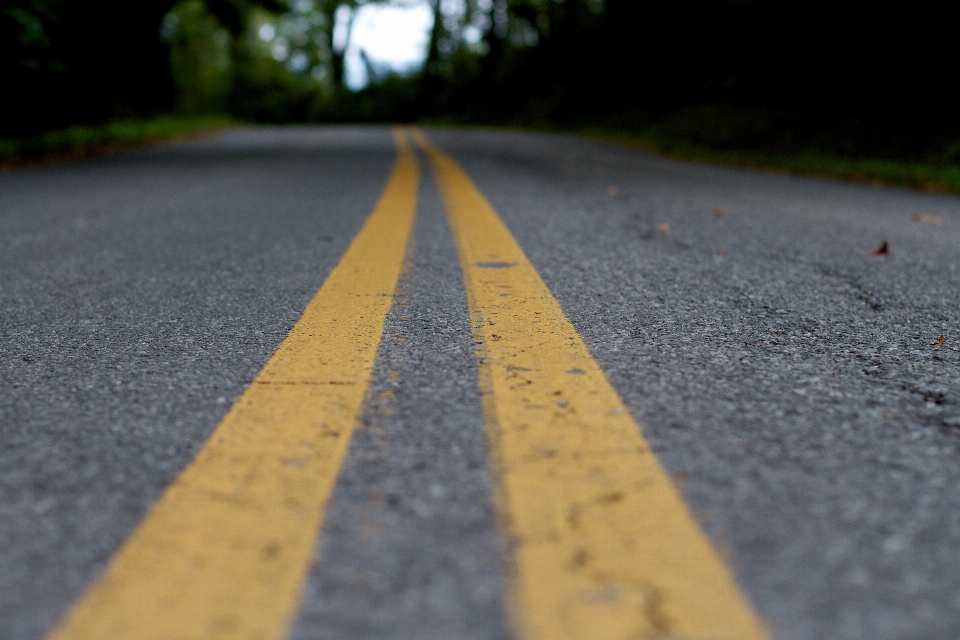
left=1, top=125, right=959, bottom=640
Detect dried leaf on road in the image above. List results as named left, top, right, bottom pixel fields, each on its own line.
left=911, top=212, right=944, bottom=225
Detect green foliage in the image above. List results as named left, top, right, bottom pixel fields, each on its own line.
left=2, top=0, right=62, bottom=70
left=4, top=0, right=959, bottom=196
left=0, top=0, right=289, bottom=136
left=162, top=1, right=234, bottom=114
left=319, top=72, right=423, bottom=122
left=1, top=0, right=178, bottom=136
left=228, top=43, right=325, bottom=122
left=234, top=3, right=338, bottom=120
left=0, top=116, right=233, bottom=164
left=579, top=113, right=960, bottom=195
left=161, top=0, right=342, bottom=122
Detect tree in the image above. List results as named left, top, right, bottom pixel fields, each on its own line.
left=0, top=0, right=283, bottom=137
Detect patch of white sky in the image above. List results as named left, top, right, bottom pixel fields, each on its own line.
left=339, top=0, right=492, bottom=89
left=338, top=1, right=434, bottom=89
left=257, top=0, right=491, bottom=89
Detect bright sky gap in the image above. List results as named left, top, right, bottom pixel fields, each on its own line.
left=339, top=2, right=434, bottom=89
left=254, top=0, right=491, bottom=90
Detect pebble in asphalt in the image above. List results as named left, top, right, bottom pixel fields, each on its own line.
left=1, top=126, right=959, bottom=640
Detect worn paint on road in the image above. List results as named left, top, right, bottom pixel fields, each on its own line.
left=45, top=129, right=418, bottom=640
left=416, top=128, right=768, bottom=640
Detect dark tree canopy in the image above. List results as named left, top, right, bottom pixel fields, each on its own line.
left=3, top=1, right=174, bottom=135
left=1, top=0, right=279, bottom=137
left=2, top=0, right=955, bottom=158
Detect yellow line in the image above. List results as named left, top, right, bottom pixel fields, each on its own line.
left=46, top=129, right=419, bottom=640
left=415, top=129, right=768, bottom=640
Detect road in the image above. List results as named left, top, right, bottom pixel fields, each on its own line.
left=1, top=125, right=959, bottom=640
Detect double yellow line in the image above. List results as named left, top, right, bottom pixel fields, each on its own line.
left=47, top=129, right=767, bottom=640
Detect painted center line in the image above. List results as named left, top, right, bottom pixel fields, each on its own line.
left=415, top=129, right=768, bottom=640
left=46, top=129, right=419, bottom=640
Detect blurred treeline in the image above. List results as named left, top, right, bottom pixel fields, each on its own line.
left=3, top=0, right=956, bottom=162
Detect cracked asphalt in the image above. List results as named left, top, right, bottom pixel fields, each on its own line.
left=2, top=125, right=960, bottom=639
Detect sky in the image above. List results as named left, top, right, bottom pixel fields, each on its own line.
left=339, top=2, right=434, bottom=89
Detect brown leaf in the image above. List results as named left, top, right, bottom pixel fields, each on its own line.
left=912, top=212, right=944, bottom=225
left=713, top=207, right=725, bottom=217
left=870, top=241, right=888, bottom=256
left=931, top=335, right=946, bottom=345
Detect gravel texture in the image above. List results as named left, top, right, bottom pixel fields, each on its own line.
left=290, top=158, right=510, bottom=640
left=432, top=128, right=960, bottom=640
left=0, top=127, right=394, bottom=640
left=2, top=125, right=959, bottom=640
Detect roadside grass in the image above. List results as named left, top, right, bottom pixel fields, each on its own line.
left=0, top=115, right=235, bottom=167
left=583, top=129, right=960, bottom=194
left=428, top=110, right=960, bottom=195
left=568, top=104, right=960, bottom=195
left=7, top=109, right=960, bottom=196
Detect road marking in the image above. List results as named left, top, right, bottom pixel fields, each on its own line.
left=415, top=129, right=768, bottom=640
left=46, top=129, right=419, bottom=640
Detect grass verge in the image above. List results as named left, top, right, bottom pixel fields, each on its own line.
left=580, top=128, right=960, bottom=195
left=0, top=115, right=235, bottom=168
